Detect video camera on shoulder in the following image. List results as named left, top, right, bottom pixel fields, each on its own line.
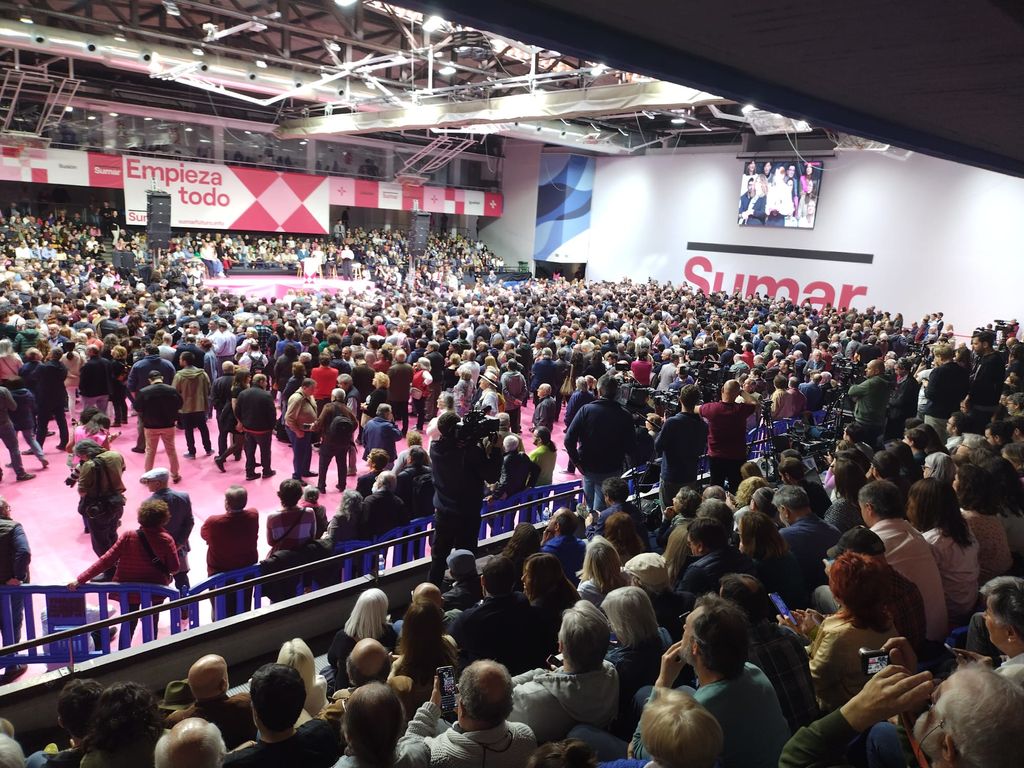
left=454, top=410, right=500, bottom=445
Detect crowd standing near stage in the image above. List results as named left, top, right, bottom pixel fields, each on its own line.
left=0, top=212, right=1023, bottom=768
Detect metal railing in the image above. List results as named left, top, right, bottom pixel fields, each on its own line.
left=0, top=484, right=583, bottom=671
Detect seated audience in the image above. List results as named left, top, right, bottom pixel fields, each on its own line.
left=500, top=523, right=542, bottom=589
left=451, top=555, right=541, bottom=674
left=577, top=537, right=629, bottom=608
left=276, top=638, right=328, bottom=718
left=776, top=485, right=841, bottom=593
left=358, top=470, right=407, bottom=539
left=540, top=510, right=586, bottom=585
left=632, top=595, right=789, bottom=768
left=602, top=512, right=646, bottom=564
left=327, top=588, right=396, bottom=691
left=906, top=477, right=980, bottom=623
left=441, top=549, right=483, bottom=612
left=405, top=660, right=538, bottom=767
left=823, top=454, right=867, bottom=532
left=955, top=462, right=1013, bottom=582
left=166, top=655, right=256, bottom=749
left=80, top=682, right=166, bottom=768
left=389, top=597, right=459, bottom=714
left=623, top=552, right=693, bottom=640
left=738, top=510, right=807, bottom=609
left=523, top=552, right=580, bottom=660
left=509, top=601, right=619, bottom=744
left=678, top=518, right=755, bottom=595
left=224, top=664, right=340, bottom=767
left=24, top=679, right=102, bottom=767
left=154, top=719, right=225, bottom=768
left=338, top=682, right=427, bottom=768
left=631, top=688, right=722, bottom=768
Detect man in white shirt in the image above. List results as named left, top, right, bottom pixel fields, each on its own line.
left=209, top=321, right=237, bottom=378
left=859, top=479, right=948, bottom=643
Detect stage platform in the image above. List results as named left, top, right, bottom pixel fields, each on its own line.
left=211, top=275, right=375, bottom=300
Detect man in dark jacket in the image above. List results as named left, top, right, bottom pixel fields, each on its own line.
left=387, top=350, right=414, bottom=435
left=77, top=346, right=111, bottom=419
left=313, top=387, right=357, bottom=493
left=235, top=373, right=277, bottom=480
left=35, top=349, right=68, bottom=451
left=127, top=346, right=176, bottom=453
left=212, top=361, right=242, bottom=470
left=7, top=378, right=45, bottom=469
left=885, top=359, right=921, bottom=440
left=0, top=496, right=31, bottom=682
left=135, top=369, right=183, bottom=482
left=530, top=348, right=558, bottom=402
left=562, top=376, right=595, bottom=473
left=428, top=411, right=502, bottom=585
left=442, top=549, right=483, bottom=611
left=142, top=467, right=194, bottom=593
left=653, top=384, right=708, bottom=509
left=919, top=343, right=969, bottom=443
left=564, top=374, right=637, bottom=511
left=359, top=471, right=407, bottom=539
left=451, top=555, right=543, bottom=674
left=678, top=517, right=755, bottom=595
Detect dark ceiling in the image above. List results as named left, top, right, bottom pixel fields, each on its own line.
left=404, top=0, right=1024, bottom=177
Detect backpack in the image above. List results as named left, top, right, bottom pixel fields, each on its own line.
left=327, top=410, right=357, bottom=444
left=247, top=352, right=268, bottom=375
left=409, top=471, right=435, bottom=519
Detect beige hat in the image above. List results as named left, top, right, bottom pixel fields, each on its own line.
left=624, top=552, right=670, bottom=593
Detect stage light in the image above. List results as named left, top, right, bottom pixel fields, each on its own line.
left=64, top=106, right=73, bottom=112
left=144, top=117, right=153, bottom=121
left=185, top=127, right=193, bottom=132
left=334, top=0, right=358, bottom=6
left=255, top=59, right=268, bottom=68
left=108, top=112, right=119, bottom=117
left=192, top=47, right=205, bottom=56
left=87, top=115, right=96, bottom=120
left=422, top=15, right=445, bottom=33
left=19, top=16, right=33, bottom=24
left=671, top=117, right=686, bottom=124
left=438, top=64, right=456, bottom=76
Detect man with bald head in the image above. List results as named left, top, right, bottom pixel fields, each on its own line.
left=699, top=378, right=759, bottom=491
left=847, top=357, right=891, bottom=448
left=405, top=660, right=537, bottom=767
left=166, top=654, right=256, bottom=749
left=155, top=718, right=226, bottom=768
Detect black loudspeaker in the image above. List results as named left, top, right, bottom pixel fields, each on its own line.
left=147, top=191, right=172, bottom=250
left=408, top=211, right=431, bottom=259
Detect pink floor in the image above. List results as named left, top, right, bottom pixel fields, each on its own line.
left=214, top=275, right=375, bottom=300
left=3, top=393, right=575, bottom=681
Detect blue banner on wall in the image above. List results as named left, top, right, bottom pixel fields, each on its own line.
left=534, top=154, right=594, bottom=263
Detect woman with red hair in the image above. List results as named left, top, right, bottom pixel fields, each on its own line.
left=785, top=552, right=897, bottom=712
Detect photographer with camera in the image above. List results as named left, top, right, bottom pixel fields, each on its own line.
left=428, top=411, right=502, bottom=586
left=564, top=373, right=637, bottom=511
left=699, top=379, right=758, bottom=493
left=74, top=438, right=127, bottom=578
left=654, top=384, right=707, bottom=510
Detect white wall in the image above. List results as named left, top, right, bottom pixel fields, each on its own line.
left=588, top=148, right=1024, bottom=333
left=478, top=140, right=542, bottom=268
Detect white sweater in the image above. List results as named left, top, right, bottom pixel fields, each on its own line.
left=405, top=701, right=537, bottom=768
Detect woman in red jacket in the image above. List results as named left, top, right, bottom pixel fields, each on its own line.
left=68, top=499, right=180, bottom=641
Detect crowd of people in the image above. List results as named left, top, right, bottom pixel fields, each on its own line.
left=0, top=220, right=1023, bottom=766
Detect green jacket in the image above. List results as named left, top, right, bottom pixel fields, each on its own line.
left=779, top=709, right=914, bottom=768
left=847, top=376, right=890, bottom=427
left=172, top=365, right=211, bottom=414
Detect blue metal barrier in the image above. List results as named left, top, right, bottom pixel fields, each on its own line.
left=0, top=583, right=183, bottom=667
left=480, top=480, right=584, bottom=538
left=187, top=567, right=264, bottom=625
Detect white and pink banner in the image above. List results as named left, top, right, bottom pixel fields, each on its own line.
left=0, top=144, right=503, bottom=230
left=122, top=156, right=330, bottom=234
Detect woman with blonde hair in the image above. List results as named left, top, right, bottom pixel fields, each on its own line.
left=0, top=339, right=21, bottom=383
left=577, top=536, right=629, bottom=608
left=327, top=587, right=396, bottom=689
left=277, top=637, right=328, bottom=717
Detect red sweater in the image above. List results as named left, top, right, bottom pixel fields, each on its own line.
left=200, top=508, right=260, bottom=576
left=311, top=365, right=339, bottom=401
left=77, top=528, right=179, bottom=586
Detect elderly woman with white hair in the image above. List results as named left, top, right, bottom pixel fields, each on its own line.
left=327, top=587, right=396, bottom=691
left=603, top=585, right=672, bottom=736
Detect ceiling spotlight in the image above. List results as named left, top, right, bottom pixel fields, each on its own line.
left=299, top=140, right=307, bottom=145
left=334, top=0, right=358, bottom=6
left=163, top=1, right=181, bottom=17
left=255, top=59, right=268, bottom=69
left=19, top=16, right=33, bottom=24
left=109, top=112, right=119, bottom=117
left=184, top=127, right=193, bottom=132
left=741, top=104, right=755, bottom=113
left=144, top=117, right=153, bottom=121
left=671, top=117, right=686, bottom=124
left=438, top=64, right=456, bottom=76
left=87, top=115, right=96, bottom=121
left=192, top=47, right=205, bottom=56
left=422, top=15, right=445, bottom=33
left=326, top=41, right=341, bottom=52
left=244, top=130, right=252, bottom=134
left=590, top=63, right=607, bottom=75
left=114, top=33, right=127, bottom=42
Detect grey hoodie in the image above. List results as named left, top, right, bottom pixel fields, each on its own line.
left=508, top=661, right=619, bottom=744
left=406, top=701, right=537, bottom=768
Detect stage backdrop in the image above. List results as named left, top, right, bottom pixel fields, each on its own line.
left=587, top=149, right=1024, bottom=333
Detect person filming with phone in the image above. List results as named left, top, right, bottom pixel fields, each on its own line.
left=404, top=660, right=537, bottom=768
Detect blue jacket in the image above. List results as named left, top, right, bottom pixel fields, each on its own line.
left=563, top=389, right=595, bottom=427
left=362, top=416, right=403, bottom=461
left=678, top=546, right=755, bottom=595
left=9, top=388, right=36, bottom=432
left=126, top=354, right=175, bottom=394
left=564, top=398, right=637, bottom=474
left=541, top=533, right=586, bottom=584
left=530, top=358, right=558, bottom=392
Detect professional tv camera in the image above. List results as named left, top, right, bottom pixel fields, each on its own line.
left=453, top=410, right=500, bottom=445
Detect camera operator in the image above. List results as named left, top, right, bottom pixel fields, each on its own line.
left=653, top=384, right=707, bottom=510
left=845, top=359, right=890, bottom=449
left=963, top=329, right=1006, bottom=432
left=428, top=411, right=502, bottom=586
left=564, top=373, right=637, bottom=511
left=699, top=379, right=757, bottom=492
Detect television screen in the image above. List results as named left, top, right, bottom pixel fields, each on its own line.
left=738, top=159, right=822, bottom=229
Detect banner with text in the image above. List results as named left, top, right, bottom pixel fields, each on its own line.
left=0, top=146, right=122, bottom=188
left=122, top=157, right=330, bottom=233
left=328, top=176, right=503, bottom=217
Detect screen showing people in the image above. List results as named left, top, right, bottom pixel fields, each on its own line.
left=738, top=159, right=822, bottom=229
